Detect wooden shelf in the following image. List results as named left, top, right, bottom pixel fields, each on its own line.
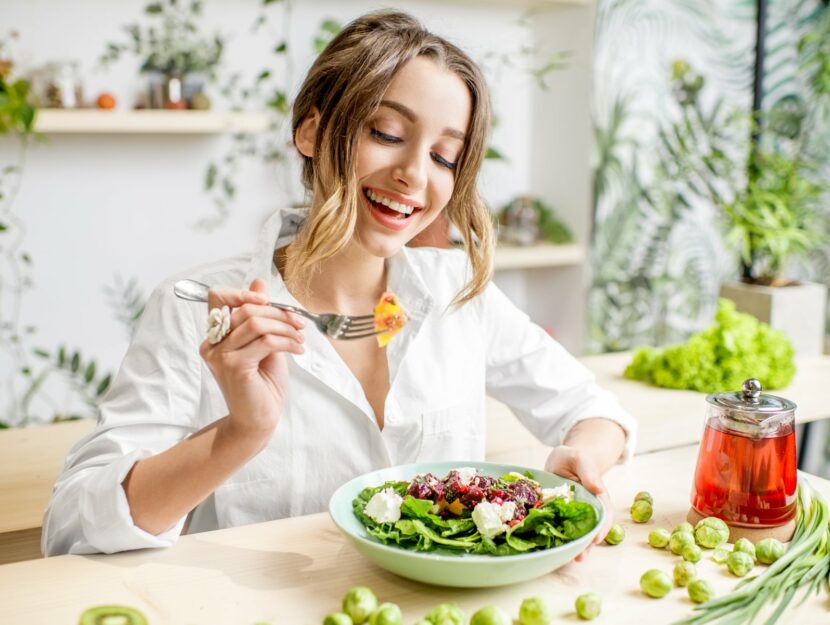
left=494, top=242, right=585, bottom=270
left=34, top=109, right=270, bottom=134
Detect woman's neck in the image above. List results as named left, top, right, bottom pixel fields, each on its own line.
left=281, top=240, right=388, bottom=315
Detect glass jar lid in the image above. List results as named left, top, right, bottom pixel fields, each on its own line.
left=706, top=378, right=796, bottom=420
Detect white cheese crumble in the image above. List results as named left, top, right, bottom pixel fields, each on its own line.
left=472, top=501, right=517, bottom=539
left=541, top=484, right=574, bottom=503
left=455, top=467, right=478, bottom=486
left=364, top=488, right=403, bottom=524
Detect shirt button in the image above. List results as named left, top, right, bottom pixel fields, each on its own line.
left=311, top=360, right=322, bottom=372
left=386, top=411, right=397, bottom=424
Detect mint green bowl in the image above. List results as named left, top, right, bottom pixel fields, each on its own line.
left=328, top=461, right=605, bottom=588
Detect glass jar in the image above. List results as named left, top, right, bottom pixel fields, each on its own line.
left=690, top=378, right=797, bottom=528
left=42, top=61, right=83, bottom=108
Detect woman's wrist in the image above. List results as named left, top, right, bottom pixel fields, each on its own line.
left=216, top=414, right=275, bottom=455
left=562, top=417, right=626, bottom=474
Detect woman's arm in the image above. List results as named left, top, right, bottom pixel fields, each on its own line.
left=123, top=277, right=305, bottom=535
left=122, top=416, right=269, bottom=535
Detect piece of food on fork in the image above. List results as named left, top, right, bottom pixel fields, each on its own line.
left=373, top=291, right=408, bottom=347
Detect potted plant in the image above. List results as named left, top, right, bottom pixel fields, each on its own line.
left=718, top=149, right=828, bottom=356
left=101, top=0, right=224, bottom=109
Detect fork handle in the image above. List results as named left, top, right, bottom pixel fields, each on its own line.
left=173, top=279, right=317, bottom=321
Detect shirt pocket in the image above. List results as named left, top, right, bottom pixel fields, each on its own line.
left=417, top=400, right=485, bottom=462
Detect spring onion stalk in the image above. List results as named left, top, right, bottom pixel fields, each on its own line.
left=673, top=476, right=830, bottom=625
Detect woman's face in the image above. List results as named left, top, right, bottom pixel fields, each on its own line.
left=354, top=56, right=472, bottom=258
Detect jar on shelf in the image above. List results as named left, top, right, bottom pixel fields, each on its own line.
left=40, top=61, right=84, bottom=108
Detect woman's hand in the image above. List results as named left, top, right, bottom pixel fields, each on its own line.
left=544, top=445, right=613, bottom=562
left=200, top=278, right=305, bottom=446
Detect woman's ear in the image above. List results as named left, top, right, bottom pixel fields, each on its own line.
left=294, top=108, right=321, bottom=158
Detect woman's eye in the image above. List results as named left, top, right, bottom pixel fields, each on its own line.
left=370, top=128, right=402, bottom=144
left=432, top=153, right=457, bottom=171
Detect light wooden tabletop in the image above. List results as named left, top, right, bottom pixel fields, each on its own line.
left=0, top=444, right=827, bottom=625
left=2, top=352, right=829, bottom=550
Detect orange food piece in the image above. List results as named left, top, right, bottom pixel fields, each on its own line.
left=96, top=92, right=117, bottom=110
left=373, top=291, right=407, bottom=347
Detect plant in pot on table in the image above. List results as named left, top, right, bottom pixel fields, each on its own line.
left=100, top=0, right=224, bottom=110
left=718, top=147, right=828, bottom=356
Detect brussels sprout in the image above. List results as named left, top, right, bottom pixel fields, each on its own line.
left=470, top=606, right=511, bottom=625
left=726, top=551, right=754, bottom=577
left=682, top=544, right=702, bottom=563
left=324, top=614, right=354, bottom=625
left=674, top=522, right=694, bottom=535
left=630, top=500, right=653, bottom=523
left=574, top=593, right=601, bottom=620
left=368, top=603, right=402, bottom=625
left=694, top=517, right=730, bottom=549
left=634, top=491, right=653, bottom=505
left=648, top=528, right=671, bottom=549
left=640, top=569, right=672, bottom=598
left=670, top=531, right=695, bottom=555
left=732, top=538, right=756, bottom=560
left=673, top=561, right=697, bottom=587
left=756, top=538, right=786, bottom=564
left=518, top=597, right=553, bottom=625
left=342, top=587, right=378, bottom=625
left=687, top=579, right=715, bottom=604
left=604, top=524, right=625, bottom=545
left=424, top=603, right=465, bottom=625
left=711, top=548, right=730, bottom=564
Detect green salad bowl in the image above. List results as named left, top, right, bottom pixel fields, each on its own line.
left=328, top=461, right=605, bottom=588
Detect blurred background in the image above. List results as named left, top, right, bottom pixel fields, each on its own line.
left=0, top=0, right=827, bottom=430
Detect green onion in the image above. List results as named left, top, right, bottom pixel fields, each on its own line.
left=673, top=477, right=830, bottom=625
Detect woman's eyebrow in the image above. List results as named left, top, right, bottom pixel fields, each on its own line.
left=379, top=99, right=466, bottom=141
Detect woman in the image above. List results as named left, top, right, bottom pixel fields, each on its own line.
left=43, top=10, right=636, bottom=556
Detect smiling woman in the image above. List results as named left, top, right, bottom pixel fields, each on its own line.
left=42, top=10, right=637, bottom=559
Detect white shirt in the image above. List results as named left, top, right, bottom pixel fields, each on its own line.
left=42, top=209, right=637, bottom=556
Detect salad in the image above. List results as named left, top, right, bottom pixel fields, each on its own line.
left=352, top=467, right=598, bottom=556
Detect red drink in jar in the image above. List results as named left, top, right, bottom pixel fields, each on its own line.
left=691, top=418, right=797, bottom=527
left=690, top=378, right=798, bottom=529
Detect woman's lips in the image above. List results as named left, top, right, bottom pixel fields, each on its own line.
left=363, top=190, right=420, bottom=232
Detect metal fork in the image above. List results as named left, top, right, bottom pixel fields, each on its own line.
left=173, top=279, right=380, bottom=340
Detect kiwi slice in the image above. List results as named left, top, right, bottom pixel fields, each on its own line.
left=78, top=605, right=148, bottom=625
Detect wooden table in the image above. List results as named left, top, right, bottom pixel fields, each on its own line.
left=1, top=444, right=827, bottom=624
left=2, top=353, right=829, bottom=565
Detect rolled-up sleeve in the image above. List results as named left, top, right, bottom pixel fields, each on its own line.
left=42, top=281, right=203, bottom=555
left=481, top=283, right=637, bottom=463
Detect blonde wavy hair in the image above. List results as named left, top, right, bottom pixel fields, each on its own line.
left=287, top=10, right=494, bottom=307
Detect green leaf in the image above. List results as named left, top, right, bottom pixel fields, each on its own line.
left=267, top=90, right=289, bottom=115
left=485, top=146, right=506, bottom=160
left=145, top=3, right=163, bottom=14
left=96, top=374, right=112, bottom=397
left=57, top=346, right=66, bottom=367
left=33, top=348, right=50, bottom=359
left=20, top=253, right=31, bottom=264
left=205, top=163, right=217, bottom=190
left=70, top=352, right=80, bottom=373
left=256, top=69, right=271, bottom=83
left=263, top=0, right=283, bottom=4
left=274, top=41, right=287, bottom=54
left=0, top=422, right=8, bottom=429
left=0, top=222, right=7, bottom=232
left=84, top=361, right=96, bottom=384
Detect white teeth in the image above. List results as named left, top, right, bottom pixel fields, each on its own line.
left=366, top=189, right=414, bottom=216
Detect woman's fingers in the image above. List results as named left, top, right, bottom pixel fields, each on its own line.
left=219, top=316, right=305, bottom=353
left=207, top=285, right=269, bottom=311
left=231, top=302, right=305, bottom=332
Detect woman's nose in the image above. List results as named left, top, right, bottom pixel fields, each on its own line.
left=392, top=145, right=428, bottom=191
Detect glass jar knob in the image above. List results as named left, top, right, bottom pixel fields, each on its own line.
left=741, top=378, right=762, bottom=403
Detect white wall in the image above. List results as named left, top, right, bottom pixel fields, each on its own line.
left=0, top=0, right=588, bottom=423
